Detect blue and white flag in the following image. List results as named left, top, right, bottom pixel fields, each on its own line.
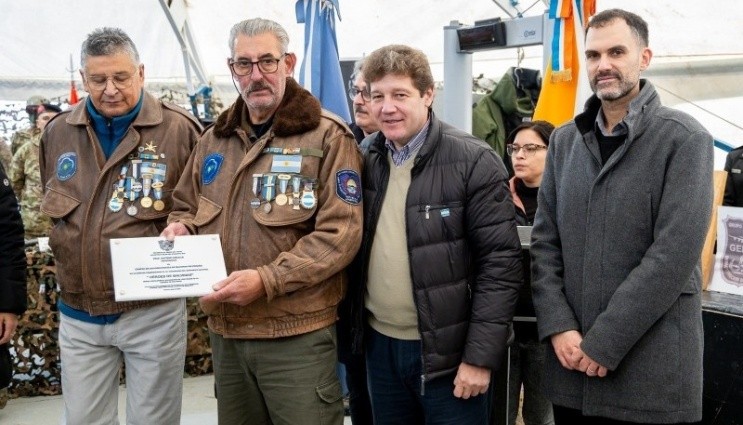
left=296, top=0, right=351, bottom=122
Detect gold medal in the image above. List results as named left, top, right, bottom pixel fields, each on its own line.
left=152, top=182, right=164, bottom=211
left=275, top=193, right=288, bottom=206
left=140, top=196, right=153, bottom=208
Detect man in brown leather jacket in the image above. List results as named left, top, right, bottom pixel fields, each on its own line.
left=163, top=18, right=363, bottom=425
left=39, top=28, right=202, bottom=425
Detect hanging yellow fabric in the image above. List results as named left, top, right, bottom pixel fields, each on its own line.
left=533, top=0, right=596, bottom=126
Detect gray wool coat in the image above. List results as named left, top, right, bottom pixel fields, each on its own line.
left=530, top=80, right=712, bottom=423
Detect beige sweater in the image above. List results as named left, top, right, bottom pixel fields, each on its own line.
left=366, top=154, right=420, bottom=340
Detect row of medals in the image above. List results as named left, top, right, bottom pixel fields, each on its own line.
left=250, top=173, right=317, bottom=214
left=108, top=149, right=167, bottom=216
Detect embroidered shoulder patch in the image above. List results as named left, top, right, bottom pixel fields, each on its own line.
left=202, top=153, right=224, bottom=185
left=56, top=152, right=77, bottom=181
left=336, top=169, right=362, bottom=205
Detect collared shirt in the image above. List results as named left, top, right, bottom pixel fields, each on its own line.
left=595, top=107, right=629, bottom=137
left=384, top=118, right=430, bottom=167
left=595, top=107, right=628, bottom=164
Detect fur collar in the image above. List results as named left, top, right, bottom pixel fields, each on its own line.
left=213, top=78, right=322, bottom=138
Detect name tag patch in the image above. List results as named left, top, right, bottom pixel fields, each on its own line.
left=336, top=169, right=361, bottom=205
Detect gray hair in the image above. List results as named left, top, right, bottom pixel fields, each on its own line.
left=80, top=27, right=140, bottom=68
left=348, top=58, right=366, bottom=85
left=228, top=18, right=290, bottom=58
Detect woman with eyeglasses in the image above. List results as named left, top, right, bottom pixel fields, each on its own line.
left=503, top=119, right=555, bottom=425
left=506, top=120, right=553, bottom=226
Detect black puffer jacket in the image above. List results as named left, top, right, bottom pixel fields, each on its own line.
left=349, top=112, right=522, bottom=380
left=0, top=162, right=26, bottom=316
left=0, top=162, right=26, bottom=389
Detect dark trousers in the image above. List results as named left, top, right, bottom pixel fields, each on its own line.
left=553, top=405, right=702, bottom=425
left=342, top=352, right=373, bottom=425
left=366, top=327, right=489, bottom=425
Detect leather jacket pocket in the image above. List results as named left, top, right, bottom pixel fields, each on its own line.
left=41, top=187, right=80, bottom=219
left=252, top=201, right=316, bottom=226
left=192, top=195, right=223, bottom=227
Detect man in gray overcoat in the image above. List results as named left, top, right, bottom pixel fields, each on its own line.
left=531, top=8, right=711, bottom=424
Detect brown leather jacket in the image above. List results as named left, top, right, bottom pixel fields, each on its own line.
left=39, top=92, right=202, bottom=315
left=169, top=79, right=363, bottom=339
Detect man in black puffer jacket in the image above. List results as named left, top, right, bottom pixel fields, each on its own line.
left=349, top=44, right=523, bottom=425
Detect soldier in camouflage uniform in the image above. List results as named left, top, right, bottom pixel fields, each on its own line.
left=10, top=104, right=61, bottom=239
left=0, top=137, right=11, bottom=172
left=9, top=127, right=39, bottom=158
left=10, top=95, right=47, bottom=156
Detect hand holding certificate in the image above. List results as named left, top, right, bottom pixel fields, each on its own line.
left=110, top=234, right=226, bottom=301
left=200, top=269, right=267, bottom=306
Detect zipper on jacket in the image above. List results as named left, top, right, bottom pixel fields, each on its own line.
left=425, top=205, right=430, bottom=219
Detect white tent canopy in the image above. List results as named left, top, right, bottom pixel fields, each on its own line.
left=1, top=0, right=742, bottom=151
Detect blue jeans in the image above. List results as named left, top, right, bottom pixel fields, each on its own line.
left=366, top=327, right=490, bottom=425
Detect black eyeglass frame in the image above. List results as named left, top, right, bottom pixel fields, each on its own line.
left=228, top=54, right=287, bottom=76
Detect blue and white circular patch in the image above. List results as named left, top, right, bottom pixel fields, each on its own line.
left=202, top=153, right=224, bottom=185
left=56, top=152, right=77, bottom=181
left=336, top=169, right=362, bottom=205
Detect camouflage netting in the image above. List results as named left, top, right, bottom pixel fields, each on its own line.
left=4, top=246, right=212, bottom=400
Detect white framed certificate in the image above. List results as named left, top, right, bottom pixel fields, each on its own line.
left=110, top=234, right=227, bottom=301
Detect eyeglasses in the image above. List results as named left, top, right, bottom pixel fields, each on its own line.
left=229, top=54, right=286, bottom=76
left=347, top=87, right=369, bottom=102
left=506, top=143, right=547, bottom=157
left=360, top=90, right=373, bottom=102
left=85, top=72, right=136, bottom=91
